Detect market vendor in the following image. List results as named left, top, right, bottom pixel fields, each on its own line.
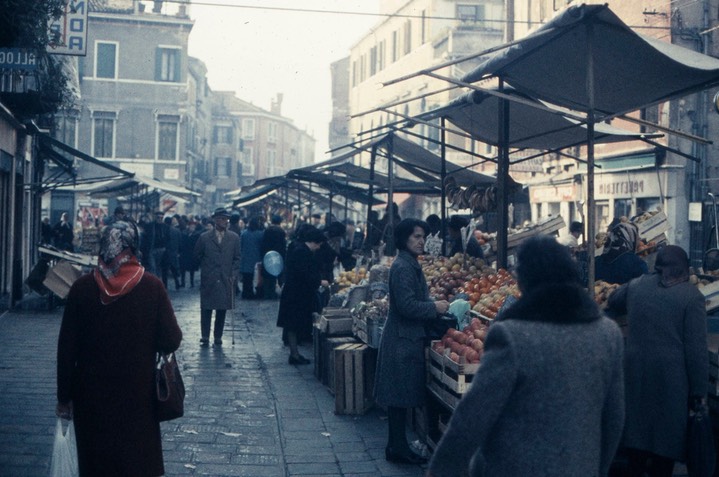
left=374, top=218, right=450, bottom=465
left=447, top=215, right=483, bottom=259
left=595, top=222, right=648, bottom=284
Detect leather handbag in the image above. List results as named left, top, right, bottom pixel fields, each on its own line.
left=686, top=401, right=716, bottom=477
left=155, top=352, right=185, bottom=422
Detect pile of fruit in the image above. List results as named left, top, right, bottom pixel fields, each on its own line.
left=336, top=267, right=368, bottom=290
left=420, top=253, right=519, bottom=316
left=594, top=280, right=620, bottom=308
left=431, top=318, right=489, bottom=364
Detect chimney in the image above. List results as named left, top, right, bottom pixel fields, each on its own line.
left=271, top=93, right=283, bottom=115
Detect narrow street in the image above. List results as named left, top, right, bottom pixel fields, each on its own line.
left=0, top=286, right=425, bottom=477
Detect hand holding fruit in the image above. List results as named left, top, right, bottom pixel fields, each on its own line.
left=434, top=300, right=450, bottom=315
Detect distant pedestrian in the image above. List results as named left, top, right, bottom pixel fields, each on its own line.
left=104, top=206, right=127, bottom=226
left=179, top=221, right=202, bottom=288
left=56, top=220, right=182, bottom=477
left=41, top=217, right=53, bottom=244
left=260, top=215, right=286, bottom=299
left=240, top=217, right=264, bottom=299
left=161, top=216, right=182, bottom=290
left=427, top=235, right=624, bottom=477
left=147, top=211, right=169, bottom=278
left=194, top=208, right=241, bottom=347
left=53, top=212, right=75, bottom=252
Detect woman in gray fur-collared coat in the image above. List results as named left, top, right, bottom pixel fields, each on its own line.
left=374, top=219, right=449, bottom=465
left=607, top=245, right=708, bottom=477
left=428, top=235, right=625, bottom=477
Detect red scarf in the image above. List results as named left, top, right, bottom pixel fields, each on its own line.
left=93, top=253, right=145, bottom=305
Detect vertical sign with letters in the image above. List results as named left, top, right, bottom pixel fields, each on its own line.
left=48, top=0, right=88, bottom=56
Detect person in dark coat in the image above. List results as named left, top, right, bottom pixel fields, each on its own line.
left=179, top=221, right=202, bottom=288
left=194, top=208, right=241, bottom=347
left=240, top=217, right=264, bottom=299
left=374, top=219, right=450, bottom=465
left=595, top=221, right=647, bottom=284
left=146, top=211, right=169, bottom=278
left=428, top=235, right=625, bottom=477
left=607, top=245, right=708, bottom=477
left=41, top=217, right=53, bottom=244
left=56, top=220, right=182, bottom=477
left=378, top=202, right=401, bottom=256
left=276, top=227, right=329, bottom=365
left=260, top=215, right=286, bottom=299
left=53, top=212, right=75, bottom=252
left=447, top=214, right=483, bottom=259
left=161, top=216, right=182, bottom=290
left=363, top=210, right=382, bottom=252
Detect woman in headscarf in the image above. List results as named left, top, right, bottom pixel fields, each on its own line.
left=595, top=221, right=648, bottom=284
left=607, top=245, right=708, bottom=477
left=56, top=221, right=182, bottom=477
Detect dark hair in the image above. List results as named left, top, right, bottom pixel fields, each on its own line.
left=394, top=218, right=430, bottom=251
left=230, top=213, right=241, bottom=224
left=516, top=235, right=580, bottom=292
left=426, top=215, right=441, bottom=234
left=326, top=221, right=346, bottom=238
left=448, top=215, right=469, bottom=231
left=248, top=216, right=264, bottom=231
left=655, top=245, right=690, bottom=286
left=293, top=223, right=316, bottom=242
left=270, top=214, right=282, bottom=225
left=569, top=221, right=583, bottom=234
left=304, top=227, right=327, bottom=244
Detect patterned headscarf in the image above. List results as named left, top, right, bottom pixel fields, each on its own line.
left=603, top=222, right=639, bottom=261
left=94, top=221, right=144, bottom=304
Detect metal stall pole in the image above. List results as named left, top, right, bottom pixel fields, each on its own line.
left=365, top=144, right=377, bottom=252
left=386, top=134, right=395, bottom=256
left=586, top=22, right=597, bottom=298
left=496, top=79, right=510, bottom=269
left=440, top=118, right=448, bottom=256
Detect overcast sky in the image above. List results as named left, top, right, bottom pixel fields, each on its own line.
left=186, top=0, right=381, bottom=163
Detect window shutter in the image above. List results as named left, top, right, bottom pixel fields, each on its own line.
left=173, top=50, right=181, bottom=82
left=155, top=48, right=162, bottom=81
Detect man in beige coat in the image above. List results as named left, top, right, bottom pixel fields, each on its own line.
left=194, top=207, right=241, bottom=347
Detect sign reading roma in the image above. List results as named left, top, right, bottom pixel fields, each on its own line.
left=48, top=0, right=88, bottom=56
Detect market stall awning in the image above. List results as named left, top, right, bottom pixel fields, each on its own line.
left=316, top=134, right=511, bottom=189
left=55, top=174, right=199, bottom=201
left=461, top=3, right=719, bottom=118
left=418, top=88, right=662, bottom=151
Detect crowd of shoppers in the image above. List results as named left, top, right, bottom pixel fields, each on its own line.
left=54, top=203, right=712, bottom=476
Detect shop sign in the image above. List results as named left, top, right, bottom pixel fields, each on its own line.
left=529, top=184, right=576, bottom=203
left=0, top=49, right=37, bottom=71
left=48, top=0, right=88, bottom=56
left=596, top=179, right=644, bottom=197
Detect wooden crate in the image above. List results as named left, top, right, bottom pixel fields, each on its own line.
left=319, top=336, right=357, bottom=386
left=635, top=211, right=670, bottom=243
left=333, top=343, right=376, bottom=415
left=318, top=308, right=354, bottom=336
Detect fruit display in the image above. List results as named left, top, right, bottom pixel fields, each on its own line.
left=594, top=280, right=620, bottom=308
left=431, top=317, right=490, bottom=364
left=420, top=253, right=519, bottom=315
left=336, top=267, right=368, bottom=290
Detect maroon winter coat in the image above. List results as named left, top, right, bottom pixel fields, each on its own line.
left=57, top=272, right=182, bottom=477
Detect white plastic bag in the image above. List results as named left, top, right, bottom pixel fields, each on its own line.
left=49, top=418, right=78, bottom=477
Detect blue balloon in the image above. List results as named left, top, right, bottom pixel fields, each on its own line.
left=263, top=251, right=284, bottom=277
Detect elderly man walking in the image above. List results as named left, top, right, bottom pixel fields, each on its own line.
left=194, top=208, right=241, bottom=347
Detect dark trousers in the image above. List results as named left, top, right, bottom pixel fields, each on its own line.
left=241, top=273, right=255, bottom=299
left=262, top=270, right=278, bottom=299
left=200, top=309, right=227, bottom=341
left=625, top=448, right=674, bottom=477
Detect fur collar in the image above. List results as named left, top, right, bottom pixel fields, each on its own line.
left=501, top=283, right=600, bottom=324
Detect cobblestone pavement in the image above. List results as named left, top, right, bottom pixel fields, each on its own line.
left=0, top=286, right=425, bottom=477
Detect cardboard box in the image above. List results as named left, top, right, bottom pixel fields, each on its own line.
left=42, top=260, right=82, bottom=299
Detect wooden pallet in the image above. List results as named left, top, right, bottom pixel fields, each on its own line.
left=333, top=343, right=376, bottom=415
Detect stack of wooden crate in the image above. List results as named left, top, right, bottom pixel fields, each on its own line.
left=332, top=343, right=377, bottom=415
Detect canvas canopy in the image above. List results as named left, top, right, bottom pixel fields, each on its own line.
left=418, top=88, right=662, bottom=151
left=462, top=4, right=719, bottom=118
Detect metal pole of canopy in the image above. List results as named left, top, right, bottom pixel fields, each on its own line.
left=586, top=22, right=597, bottom=298
left=497, top=79, right=510, bottom=269
left=344, top=178, right=350, bottom=221
left=386, top=134, right=395, bottom=256
left=365, top=144, right=377, bottom=251
left=440, top=117, right=448, bottom=257
left=297, top=181, right=301, bottom=218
